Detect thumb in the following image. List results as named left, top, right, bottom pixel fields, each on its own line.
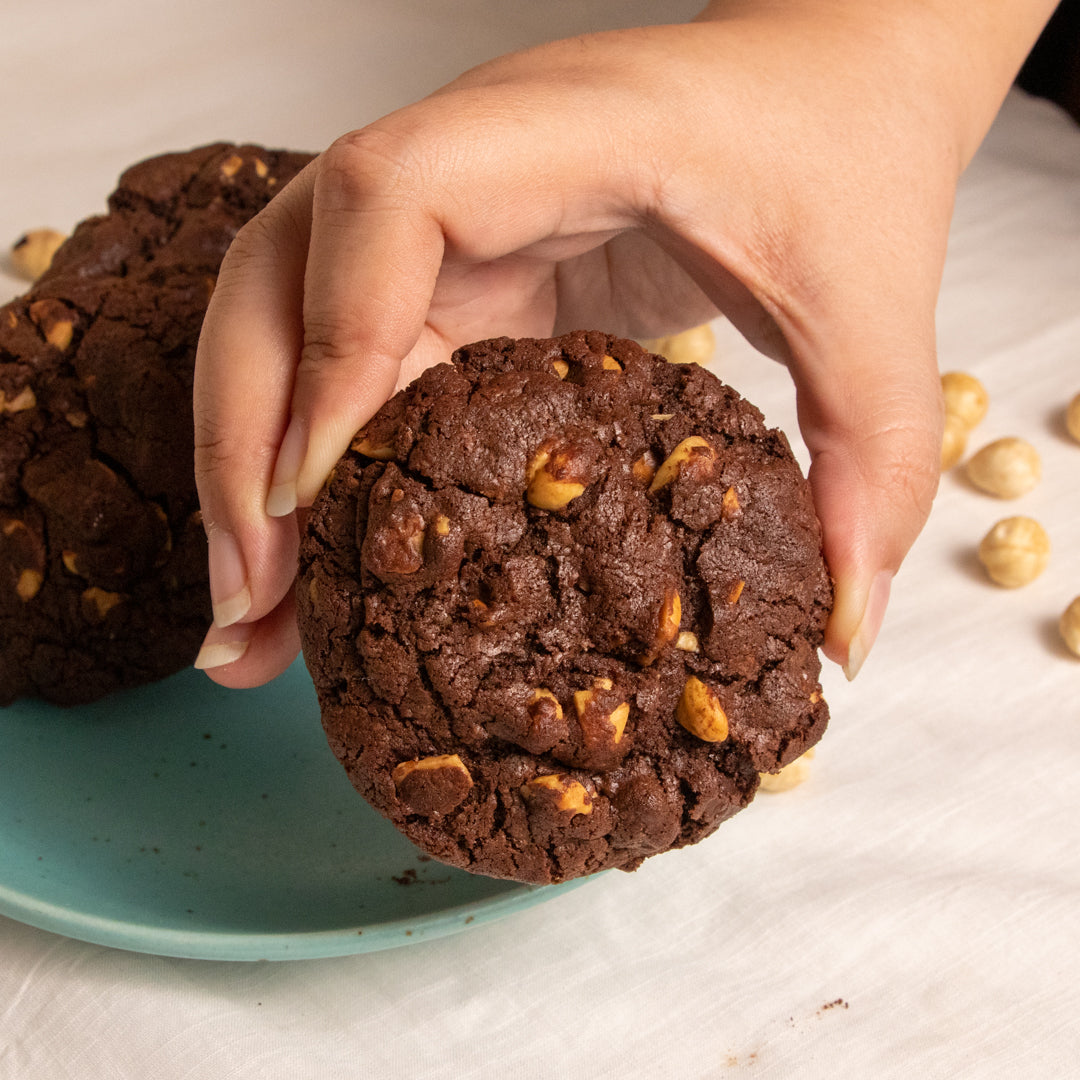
left=790, top=321, right=943, bottom=679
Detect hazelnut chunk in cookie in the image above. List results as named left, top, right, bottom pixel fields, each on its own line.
left=393, top=754, right=474, bottom=817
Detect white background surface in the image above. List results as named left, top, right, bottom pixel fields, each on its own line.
left=3, top=2, right=1080, bottom=1077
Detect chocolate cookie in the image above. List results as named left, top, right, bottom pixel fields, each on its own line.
left=0, top=143, right=312, bottom=705
left=298, top=332, right=832, bottom=883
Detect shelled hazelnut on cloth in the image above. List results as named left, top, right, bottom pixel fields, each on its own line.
left=1067, top=392, right=1080, bottom=444
left=965, top=437, right=1041, bottom=498
left=638, top=323, right=716, bottom=366
left=759, top=748, right=815, bottom=793
left=941, top=413, right=969, bottom=471
left=941, top=371, right=989, bottom=431
left=8, top=228, right=67, bottom=281
left=976, top=516, right=1050, bottom=588
left=939, top=370, right=988, bottom=471
left=1060, top=598, right=1080, bottom=658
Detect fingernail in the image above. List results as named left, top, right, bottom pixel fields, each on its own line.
left=207, top=528, right=251, bottom=628
left=265, top=416, right=308, bottom=518
left=296, top=423, right=346, bottom=509
left=844, top=570, right=893, bottom=680
left=193, top=635, right=250, bottom=671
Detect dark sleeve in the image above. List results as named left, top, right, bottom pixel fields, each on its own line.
left=1017, top=0, right=1080, bottom=123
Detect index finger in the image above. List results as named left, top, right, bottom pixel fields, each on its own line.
left=192, top=166, right=314, bottom=663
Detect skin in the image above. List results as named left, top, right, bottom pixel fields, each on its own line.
left=192, top=0, right=1058, bottom=687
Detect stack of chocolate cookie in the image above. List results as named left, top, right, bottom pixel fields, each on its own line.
left=0, top=143, right=311, bottom=704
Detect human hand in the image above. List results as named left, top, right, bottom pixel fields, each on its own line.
left=192, top=0, right=1055, bottom=687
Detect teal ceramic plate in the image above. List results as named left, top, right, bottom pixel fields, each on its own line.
left=0, top=661, right=581, bottom=960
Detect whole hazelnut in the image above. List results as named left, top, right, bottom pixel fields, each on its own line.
left=759, top=748, right=815, bottom=793
left=1060, top=597, right=1080, bottom=657
left=1066, top=392, right=1080, bottom=444
left=9, top=228, right=67, bottom=281
left=941, top=371, right=989, bottom=431
left=976, top=516, right=1050, bottom=588
left=965, top=437, right=1041, bottom=498
left=940, top=412, right=969, bottom=471
left=639, top=323, right=716, bottom=366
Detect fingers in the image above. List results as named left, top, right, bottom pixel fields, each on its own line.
left=193, top=587, right=302, bottom=688
left=785, top=307, right=943, bottom=679
left=193, top=168, right=315, bottom=681
left=266, top=129, right=447, bottom=514
left=653, top=175, right=945, bottom=679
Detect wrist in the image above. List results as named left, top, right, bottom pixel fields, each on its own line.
left=693, top=0, right=1059, bottom=169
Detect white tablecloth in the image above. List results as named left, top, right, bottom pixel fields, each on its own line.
left=2, top=3, right=1079, bottom=1077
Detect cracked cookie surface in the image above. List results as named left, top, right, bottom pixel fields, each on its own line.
left=0, top=143, right=312, bottom=705
left=298, top=331, right=832, bottom=883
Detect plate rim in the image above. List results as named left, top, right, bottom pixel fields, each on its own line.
left=0, top=874, right=589, bottom=961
